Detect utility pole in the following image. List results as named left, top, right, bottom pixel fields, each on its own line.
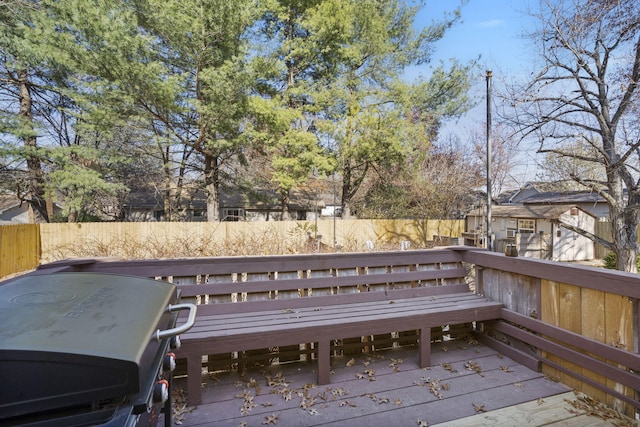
left=486, top=70, right=493, bottom=251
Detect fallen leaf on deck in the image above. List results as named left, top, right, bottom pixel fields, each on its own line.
left=331, top=388, right=349, bottom=397
left=499, top=365, right=513, bottom=373
left=464, top=361, right=484, bottom=377
left=473, top=402, right=486, bottom=413
left=440, top=363, right=457, bottom=373
left=262, top=414, right=279, bottom=425
left=417, top=419, right=429, bottom=426
left=346, top=358, right=356, bottom=367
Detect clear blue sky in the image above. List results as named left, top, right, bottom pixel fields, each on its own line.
left=411, top=0, right=541, bottom=187
left=421, top=0, right=536, bottom=76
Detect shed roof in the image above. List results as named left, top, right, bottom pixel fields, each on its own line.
left=468, top=204, right=594, bottom=219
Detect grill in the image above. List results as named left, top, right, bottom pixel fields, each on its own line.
left=0, top=272, right=196, bottom=427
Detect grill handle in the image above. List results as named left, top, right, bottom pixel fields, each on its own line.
left=154, top=303, right=197, bottom=342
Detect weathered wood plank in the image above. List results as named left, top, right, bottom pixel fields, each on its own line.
left=173, top=344, right=570, bottom=427
left=432, top=391, right=634, bottom=426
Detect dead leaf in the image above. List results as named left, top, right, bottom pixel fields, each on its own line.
left=346, top=358, right=356, bottom=367
left=331, top=388, right=349, bottom=397
left=440, top=363, right=457, bottom=373
left=262, top=414, right=279, bottom=425
left=417, top=419, right=429, bottom=426
left=499, top=365, right=513, bottom=373
left=473, top=402, right=487, bottom=413
left=464, top=361, right=484, bottom=377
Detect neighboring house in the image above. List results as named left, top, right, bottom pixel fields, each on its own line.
left=496, top=182, right=610, bottom=219
left=0, top=194, right=62, bottom=224
left=123, top=189, right=209, bottom=222
left=496, top=182, right=542, bottom=205
left=0, top=195, right=30, bottom=224
left=122, top=188, right=328, bottom=222
left=466, top=204, right=596, bottom=262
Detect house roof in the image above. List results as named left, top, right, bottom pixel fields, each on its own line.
left=468, top=204, right=595, bottom=219
left=0, top=194, right=22, bottom=214
left=521, top=191, right=604, bottom=205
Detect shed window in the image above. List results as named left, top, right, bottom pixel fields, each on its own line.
left=518, top=219, right=535, bottom=234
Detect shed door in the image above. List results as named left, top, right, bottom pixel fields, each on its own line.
left=552, top=223, right=577, bottom=262
left=552, top=212, right=595, bottom=262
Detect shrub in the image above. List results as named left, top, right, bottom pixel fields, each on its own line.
left=602, top=252, right=640, bottom=271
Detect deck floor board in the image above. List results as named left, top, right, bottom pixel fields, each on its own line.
left=172, top=341, right=592, bottom=426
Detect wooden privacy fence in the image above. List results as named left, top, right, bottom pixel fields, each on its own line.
left=0, top=224, right=40, bottom=278
left=0, top=219, right=464, bottom=278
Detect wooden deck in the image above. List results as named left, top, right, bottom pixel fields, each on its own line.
left=168, top=340, right=639, bottom=426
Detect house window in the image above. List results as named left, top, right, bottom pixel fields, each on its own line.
left=506, top=228, right=517, bottom=238
left=518, top=219, right=535, bottom=234
left=223, top=208, right=244, bottom=221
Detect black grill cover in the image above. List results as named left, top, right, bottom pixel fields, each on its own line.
left=0, top=272, right=177, bottom=419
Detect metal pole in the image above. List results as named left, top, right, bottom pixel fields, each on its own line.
left=486, top=70, right=493, bottom=251
left=333, top=173, right=337, bottom=250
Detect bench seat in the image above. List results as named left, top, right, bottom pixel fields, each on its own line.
left=175, top=288, right=502, bottom=405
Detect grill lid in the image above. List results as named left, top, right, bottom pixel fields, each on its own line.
left=0, top=272, right=178, bottom=419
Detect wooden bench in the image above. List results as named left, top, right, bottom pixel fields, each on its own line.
left=167, top=249, right=503, bottom=406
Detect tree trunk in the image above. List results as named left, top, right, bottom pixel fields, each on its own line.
left=608, top=170, right=639, bottom=273
left=280, top=190, right=290, bottom=221
left=204, top=154, right=220, bottom=222
left=611, top=212, right=638, bottom=273
left=18, top=70, right=48, bottom=223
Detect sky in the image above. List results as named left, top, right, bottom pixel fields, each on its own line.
left=411, top=0, right=541, bottom=188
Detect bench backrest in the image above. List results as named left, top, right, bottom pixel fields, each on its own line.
left=34, top=249, right=470, bottom=314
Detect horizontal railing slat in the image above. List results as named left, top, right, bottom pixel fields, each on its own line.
left=176, top=268, right=466, bottom=297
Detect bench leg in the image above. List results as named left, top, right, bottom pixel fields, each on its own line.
left=186, top=354, right=203, bottom=406
left=419, top=328, right=431, bottom=368
left=317, top=340, right=331, bottom=385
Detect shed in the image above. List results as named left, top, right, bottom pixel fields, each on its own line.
left=466, top=204, right=596, bottom=262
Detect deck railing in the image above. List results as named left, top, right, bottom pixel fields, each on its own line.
left=456, top=247, right=640, bottom=418
left=28, top=246, right=640, bottom=418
